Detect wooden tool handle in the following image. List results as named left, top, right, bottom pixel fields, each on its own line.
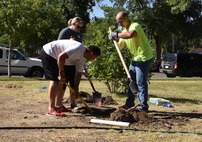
left=65, top=83, right=92, bottom=112
left=109, top=27, right=131, bottom=79
left=83, top=66, right=97, bottom=92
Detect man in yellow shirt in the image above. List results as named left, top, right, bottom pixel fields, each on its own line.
left=109, top=11, right=153, bottom=112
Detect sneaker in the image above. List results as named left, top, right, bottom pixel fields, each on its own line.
left=70, top=98, right=77, bottom=109
left=46, top=109, right=66, bottom=117
left=70, top=104, right=78, bottom=109
left=56, top=105, right=72, bottom=112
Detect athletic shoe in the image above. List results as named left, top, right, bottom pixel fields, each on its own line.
left=46, top=109, right=66, bottom=117
left=70, top=98, right=77, bottom=109
left=70, top=104, right=78, bottom=109
left=56, top=105, right=72, bottom=112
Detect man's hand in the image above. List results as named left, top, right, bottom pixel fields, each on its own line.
left=58, top=70, right=66, bottom=84
left=108, top=32, right=118, bottom=40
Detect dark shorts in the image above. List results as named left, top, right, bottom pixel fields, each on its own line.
left=40, top=48, right=59, bottom=81
left=40, top=48, right=76, bottom=89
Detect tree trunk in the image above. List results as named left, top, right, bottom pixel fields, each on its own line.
left=8, top=43, right=11, bottom=77
left=154, top=35, right=161, bottom=60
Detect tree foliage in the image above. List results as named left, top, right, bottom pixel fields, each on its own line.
left=0, top=0, right=95, bottom=55
left=83, top=17, right=132, bottom=93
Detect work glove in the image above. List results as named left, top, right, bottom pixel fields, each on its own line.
left=108, top=32, right=118, bottom=40
left=58, top=70, right=66, bottom=84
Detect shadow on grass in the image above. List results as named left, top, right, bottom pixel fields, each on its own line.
left=149, top=94, right=202, bottom=104
left=150, top=110, right=202, bottom=119
left=0, top=75, right=46, bottom=81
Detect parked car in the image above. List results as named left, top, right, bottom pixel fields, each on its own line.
left=0, top=46, right=44, bottom=77
left=159, top=52, right=202, bottom=77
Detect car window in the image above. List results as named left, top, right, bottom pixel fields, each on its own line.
left=0, top=49, right=2, bottom=58
left=6, top=50, right=26, bottom=60
left=162, top=53, right=177, bottom=62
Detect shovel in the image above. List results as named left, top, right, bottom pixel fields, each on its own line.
left=83, top=66, right=102, bottom=107
left=109, top=27, right=137, bottom=94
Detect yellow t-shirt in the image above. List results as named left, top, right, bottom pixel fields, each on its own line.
left=120, top=22, right=153, bottom=61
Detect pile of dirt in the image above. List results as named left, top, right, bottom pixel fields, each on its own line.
left=77, top=105, right=116, bottom=116
left=4, top=84, right=23, bottom=89
left=63, top=91, right=118, bottom=116
left=63, top=91, right=190, bottom=129
left=79, top=91, right=94, bottom=103
left=101, top=96, right=118, bottom=105
left=65, top=91, right=119, bottom=106
left=110, top=107, right=151, bottom=123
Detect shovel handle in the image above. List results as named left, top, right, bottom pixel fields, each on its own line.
left=83, top=66, right=97, bottom=92
left=109, top=27, right=131, bottom=79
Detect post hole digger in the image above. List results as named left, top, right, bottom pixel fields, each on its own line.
left=108, top=27, right=137, bottom=94
left=58, top=74, right=93, bottom=113
left=65, top=83, right=93, bottom=113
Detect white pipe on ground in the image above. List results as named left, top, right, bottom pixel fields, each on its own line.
left=90, top=119, right=130, bottom=127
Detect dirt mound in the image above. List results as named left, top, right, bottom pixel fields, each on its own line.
left=101, top=96, right=118, bottom=105
left=77, top=105, right=116, bottom=117
left=68, top=91, right=118, bottom=106
left=4, top=84, right=23, bottom=89
left=110, top=107, right=151, bottom=123
left=62, top=92, right=190, bottom=130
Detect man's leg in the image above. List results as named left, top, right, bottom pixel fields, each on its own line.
left=136, top=60, right=151, bottom=111
left=55, top=82, right=65, bottom=107
left=46, top=81, right=66, bottom=116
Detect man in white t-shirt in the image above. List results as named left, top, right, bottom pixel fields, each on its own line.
left=40, top=40, right=101, bottom=117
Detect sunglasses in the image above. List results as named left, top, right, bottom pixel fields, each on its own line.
left=76, top=25, right=82, bottom=29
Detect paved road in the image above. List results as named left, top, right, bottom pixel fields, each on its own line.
left=151, top=72, right=167, bottom=79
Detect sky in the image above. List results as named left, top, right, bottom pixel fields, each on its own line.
left=90, top=0, right=113, bottom=18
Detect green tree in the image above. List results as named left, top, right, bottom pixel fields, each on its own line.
left=0, top=0, right=95, bottom=77
left=83, top=17, right=132, bottom=93
left=0, top=0, right=96, bottom=56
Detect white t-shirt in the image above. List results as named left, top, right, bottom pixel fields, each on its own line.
left=43, top=40, right=86, bottom=72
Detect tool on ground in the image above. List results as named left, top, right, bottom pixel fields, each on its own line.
left=109, top=27, right=137, bottom=94
left=83, top=66, right=102, bottom=107
left=65, top=83, right=93, bottom=113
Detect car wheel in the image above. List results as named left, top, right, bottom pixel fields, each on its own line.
left=29, top=67, right=44, bottom=78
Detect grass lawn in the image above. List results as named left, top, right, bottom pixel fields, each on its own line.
left=0, top=76, right=201, bottom=142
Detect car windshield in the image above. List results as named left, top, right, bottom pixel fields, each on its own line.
left=162, top=53, right=177, bottom=62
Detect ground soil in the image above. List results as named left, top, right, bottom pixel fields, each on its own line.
left=0, top=83, right=201, bottom=142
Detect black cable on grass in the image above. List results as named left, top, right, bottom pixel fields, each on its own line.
left=0, top=126, right=201, bottom=135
